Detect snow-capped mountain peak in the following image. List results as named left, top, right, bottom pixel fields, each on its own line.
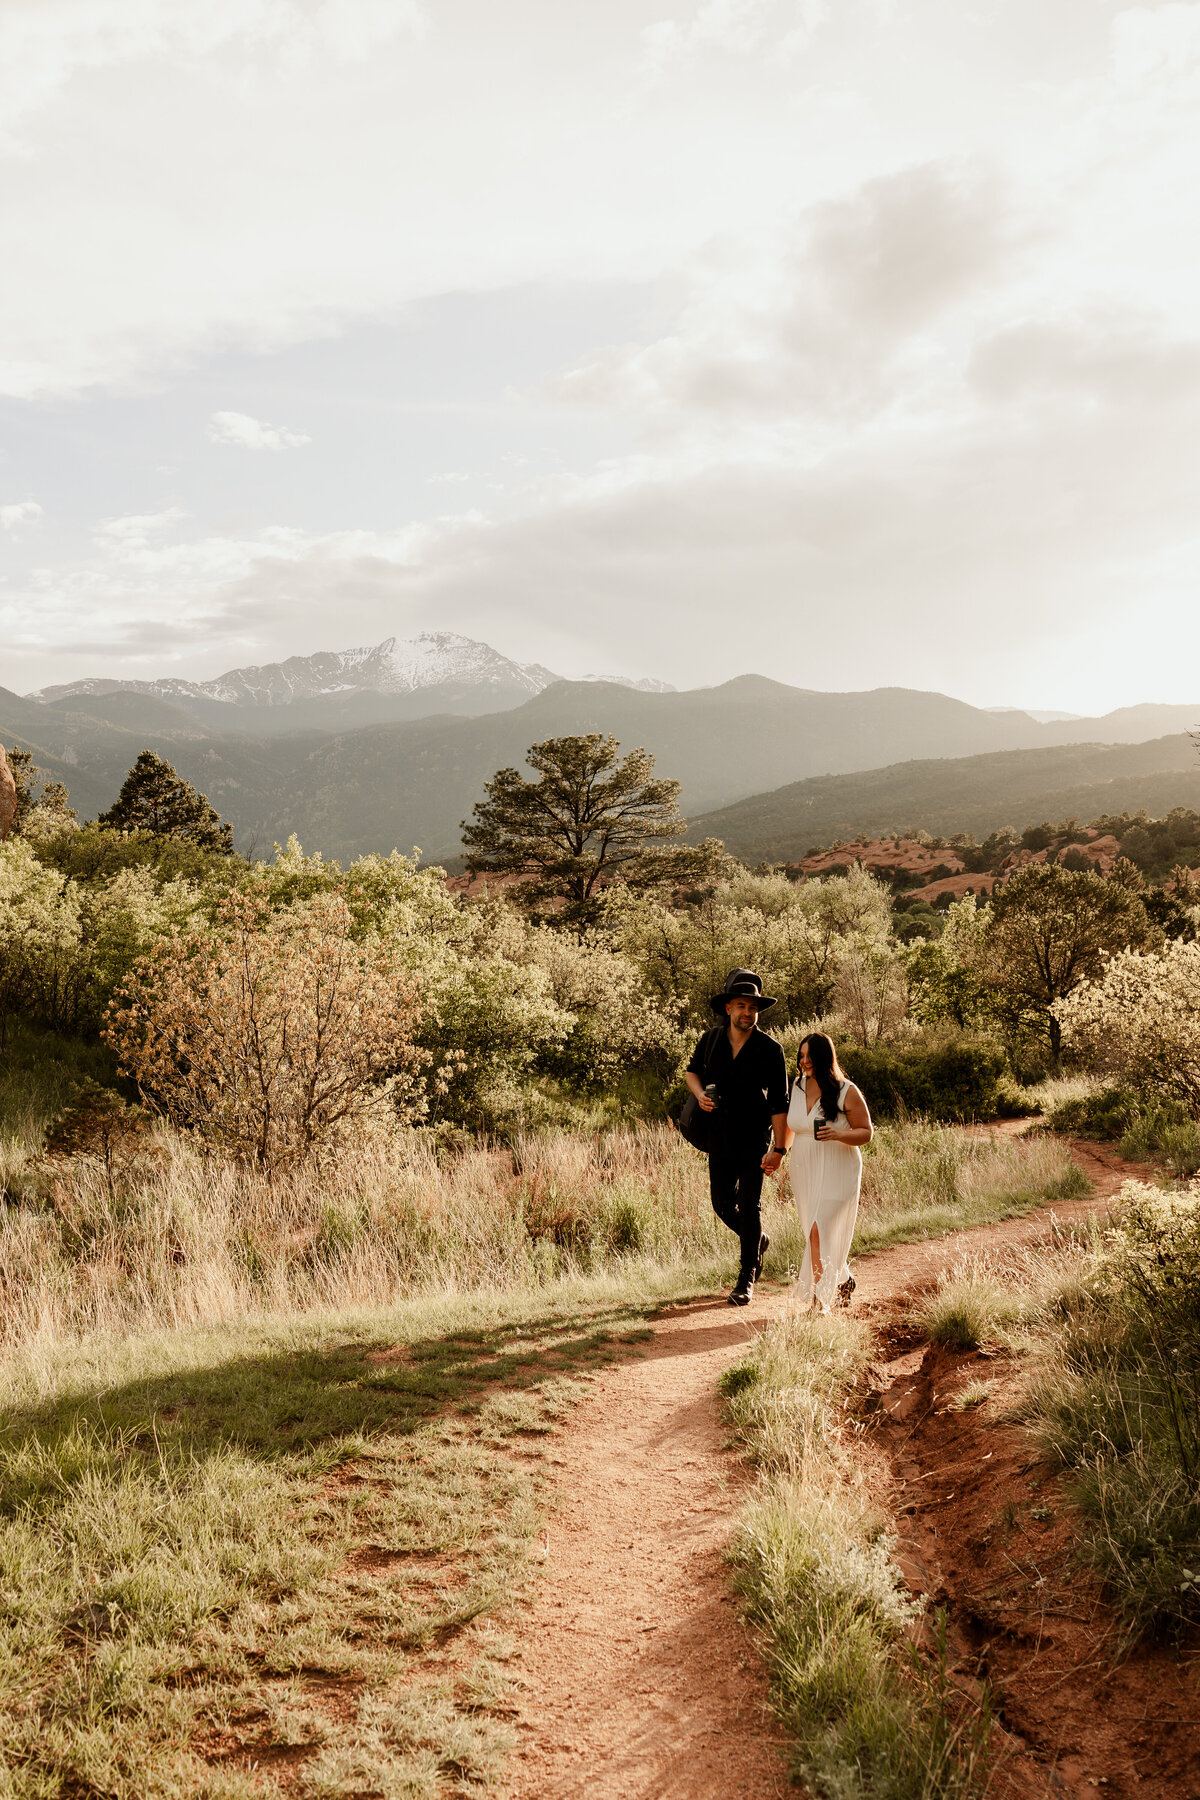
left=27, top=633, right=673, bottom=709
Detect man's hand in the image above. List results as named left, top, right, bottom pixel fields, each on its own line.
left=698, top=1093, right=717, bottom=1112
left=761, top=1147, right=784, bottom=1173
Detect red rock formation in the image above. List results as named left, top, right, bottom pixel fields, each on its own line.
left=796, top=837, right=966, bottom=880
left=907, top=872, right=999, bottom=903
left=0, top=746, right=16, bottom=842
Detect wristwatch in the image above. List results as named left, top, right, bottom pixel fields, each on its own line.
left=770, top=1143, right=788, bottom=1156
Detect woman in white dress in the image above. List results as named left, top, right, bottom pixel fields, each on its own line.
left=785, top=1033, right=873, bottom=1312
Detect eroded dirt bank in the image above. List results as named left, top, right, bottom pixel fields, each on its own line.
left=510, top=1141, right=1199, bottom=1800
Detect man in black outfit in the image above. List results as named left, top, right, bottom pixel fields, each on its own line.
left=684, top=969, right=790, bottom=1307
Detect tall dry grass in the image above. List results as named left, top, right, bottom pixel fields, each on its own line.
left=0, top=1125, right=738, bottom=1352
left=0, top=1109, right=1088, bottom=1361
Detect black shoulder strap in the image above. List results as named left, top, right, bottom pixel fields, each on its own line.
left=699, top=1025, right=723, bottom=1078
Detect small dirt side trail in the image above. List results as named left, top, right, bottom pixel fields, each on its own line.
left=509, top=1137, right=1196, bottom=1800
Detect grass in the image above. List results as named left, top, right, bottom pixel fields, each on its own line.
left=1041, top=1071, right=1200, bottom=1179
left=0, top=1044, right=1088, bottom=1359
left=721, top=1313, right=993, bottom=1800
left=851, top=1120, right=1088, bottom=1254
left=948, top=1378, right=995, bottom=1412
left=910, top=1243, right=1077, bottom=1352
left=1016, top=1183, right=1200, bottom=1641
left=0, top=1275, right=681, bottom=1799
left=906, top=1191, right=1200, bottom=1643
left=0, top=1028, right=1099, bottom=1792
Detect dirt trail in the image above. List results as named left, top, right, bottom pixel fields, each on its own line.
left=509, top=1137, right=1195, bottom=1800
left=508, top=1295, right=792, bottom=1799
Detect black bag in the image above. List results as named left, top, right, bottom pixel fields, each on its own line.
left=673, top=1027, right=722, bottom=1154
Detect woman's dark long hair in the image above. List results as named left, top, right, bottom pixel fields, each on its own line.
left=799, top=1032, right=845, bottom=1123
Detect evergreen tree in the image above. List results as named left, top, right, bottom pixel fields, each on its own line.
left=99, top=751, right=234, bottom=853
left=462, top=733, right=727, bottom=920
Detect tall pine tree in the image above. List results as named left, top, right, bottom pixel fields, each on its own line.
left=99, top=751, right=234, bottom=852
left=462, top=733, right=726, bottom=921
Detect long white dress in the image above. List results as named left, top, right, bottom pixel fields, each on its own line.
left=788, top=1076, right=863, bottom=1313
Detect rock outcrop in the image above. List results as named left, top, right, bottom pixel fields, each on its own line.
left=0, top=746, right=16, bottom=841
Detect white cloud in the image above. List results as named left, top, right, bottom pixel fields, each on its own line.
left=95, top=508, right=189, bottom=547
left=1112, top=2, right=1200, bottom=88
left=553, top=160, right=1018, bottom=424
left=208, top=410, right=311, bottom=450
left=640, top=0, right=829, bottom=74
left=0, top=0, right=428, bottom=138
left=0, top=499, right=42, bottom=530
left=6, top=0, right=1200, bottom=720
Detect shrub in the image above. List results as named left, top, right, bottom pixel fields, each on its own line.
left=611, top=864, right=897, bottom=1030
left=37, top=1080, right=161, bottom=1206
left=0, top=840, right=207, bottom=1040
left=1119, top=1114, right=1200, bottom=1178
left=105, top=889, right=427, bottom=1169
left=841, top=1037, right=1009, bottom=1123
left=1045, top=1083, right=1200, bottom=1175
left=1046, top=1083, right=1145, bottom=1140
left=1056, top=940, right=1200, bottom=1117
left=1022, top=1182, right=1200, bottom=1637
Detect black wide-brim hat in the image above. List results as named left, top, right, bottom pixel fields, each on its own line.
left=710, top=967, right=777, bottom=1015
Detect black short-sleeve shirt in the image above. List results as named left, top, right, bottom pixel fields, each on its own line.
left=687, top=1025, right=790, bottom=1155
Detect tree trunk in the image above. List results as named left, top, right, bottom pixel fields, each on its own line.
left=1048, top=1012, right=1063, bottom=1074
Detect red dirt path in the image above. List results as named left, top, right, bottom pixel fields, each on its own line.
left=508, top=1136, right=1199, bottom=1800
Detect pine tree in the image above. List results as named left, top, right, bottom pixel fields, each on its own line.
left=99, top=751, right=234, bottom=852
left=462, top=733, right=727, bottom=920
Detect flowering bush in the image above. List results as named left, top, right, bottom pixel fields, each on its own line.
left=1055, top=940, right=1200, bottom=1115
left=106, top=889, right=427, bottom=1168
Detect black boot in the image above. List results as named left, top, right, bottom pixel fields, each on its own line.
left=729, top=1272, right=754, bottom=1307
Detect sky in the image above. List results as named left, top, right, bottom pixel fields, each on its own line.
left=3, top=0, right=1200, bottom=711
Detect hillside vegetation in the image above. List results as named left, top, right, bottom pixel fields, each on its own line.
left=687, top=733, right=1200, bottom=863
left=6, top=675, right=1200, bottom=863
left=6, top=738, right=1200, bottom=1798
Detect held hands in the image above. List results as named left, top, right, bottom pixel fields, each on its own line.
left=761, top=1147, right=784, bottom=1174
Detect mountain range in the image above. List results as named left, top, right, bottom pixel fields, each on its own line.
left=4, top=646, right=1200, bottom=864
left=685, top=733, right=1200, bottom=862
left=28, top=632, right=674, bottom=725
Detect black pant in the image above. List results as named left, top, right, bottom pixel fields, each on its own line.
left=708, top=1147, right=766, bottom=1278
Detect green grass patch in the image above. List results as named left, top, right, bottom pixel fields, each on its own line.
left=851, top=1120, right=1090, bottom=1255
left=0, top=1276, right=670, bottom=1799
left=1017, top=1182, right=1200, bottom=1640
left=722, top=1313, right=993, bottom=1798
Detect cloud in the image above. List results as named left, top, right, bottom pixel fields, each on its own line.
left=1112, top=2, right=1200, bottom=90
left=971, top=310, right=1200, bottom=407
left=640, top=0, right=830, bottom=74
left=7, top=0, right=1200, bottom=721
left=0, top=0, right=428, bottom=138
left=95, top=508, right=188, bottom=546
left=10, top=316, right=1200, bottom=711
left=553, top=160, right=1020, bottom=424
left=208, top=410, right=311, bottom=450
left=0, top=499, right=42, bottom=530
